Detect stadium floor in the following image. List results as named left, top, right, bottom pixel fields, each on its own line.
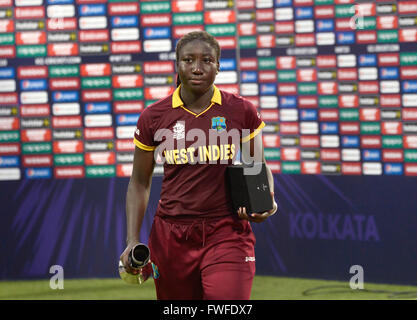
left=1, top=275, right=416, bottom=300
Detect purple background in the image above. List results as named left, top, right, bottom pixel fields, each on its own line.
left=1, top=174, right=416, bottom=286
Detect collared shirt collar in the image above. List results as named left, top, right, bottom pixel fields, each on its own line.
left=172, top=84, right=222, bottom=108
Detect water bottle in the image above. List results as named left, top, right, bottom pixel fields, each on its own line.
left=118, top=243, right=155, bottom=285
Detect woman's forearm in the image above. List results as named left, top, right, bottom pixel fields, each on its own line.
left=125, top=179, right=152, bottom=245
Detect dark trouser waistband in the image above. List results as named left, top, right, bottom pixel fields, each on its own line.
left=155, top=212, right=236, bottom=225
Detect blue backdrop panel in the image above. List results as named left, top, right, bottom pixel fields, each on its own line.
left=253, top=174, right=417, bottom=286
left=1, top=174, right=416, bottom=285
left=0, top=178, right=157, bottom=279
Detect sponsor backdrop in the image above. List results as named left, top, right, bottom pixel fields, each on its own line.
left=1, top=0, right=416, bottom=285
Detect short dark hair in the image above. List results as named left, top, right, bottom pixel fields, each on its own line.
left=175, top=31, right=221, bottom=64
left=175, top=31, right=220, bottom=87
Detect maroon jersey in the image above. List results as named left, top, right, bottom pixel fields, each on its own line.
left=133, top=85, right=265, bottom=218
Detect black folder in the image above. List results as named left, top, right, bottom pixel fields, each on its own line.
left=226, top=163, right=273, bottom=214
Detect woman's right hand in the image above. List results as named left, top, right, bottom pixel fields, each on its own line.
left=120, top=241, right=140, bottom=275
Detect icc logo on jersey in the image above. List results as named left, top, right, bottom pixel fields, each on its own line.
left=173, top=121, right=185, bottom=140
left=211, top=117, right=226, bottom=132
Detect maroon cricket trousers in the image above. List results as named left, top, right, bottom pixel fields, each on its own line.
left=148, top=213, right=256, bottom=300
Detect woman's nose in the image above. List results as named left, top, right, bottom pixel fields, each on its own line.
left=192, top=60, right=203, bottom=73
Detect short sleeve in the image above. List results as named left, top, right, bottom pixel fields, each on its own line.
left=133, top=108, right=156, bottom=151
left=241, top=98, right=265, bottom=143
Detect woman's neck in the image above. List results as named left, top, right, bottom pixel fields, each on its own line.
left=180, top=85, right=214, bottom=113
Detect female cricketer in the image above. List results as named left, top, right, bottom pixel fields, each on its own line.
left=120, top=31, right=277, bottom=300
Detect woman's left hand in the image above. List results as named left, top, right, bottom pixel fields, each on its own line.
left=237, top=192, right=277, bottom=223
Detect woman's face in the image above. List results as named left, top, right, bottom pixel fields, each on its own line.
left=177, top=39, right=219, bottom=95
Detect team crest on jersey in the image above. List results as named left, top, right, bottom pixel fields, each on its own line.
left=173, top=121, right=185, bottom=140
left=211, top=117, right=226, bottom=132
